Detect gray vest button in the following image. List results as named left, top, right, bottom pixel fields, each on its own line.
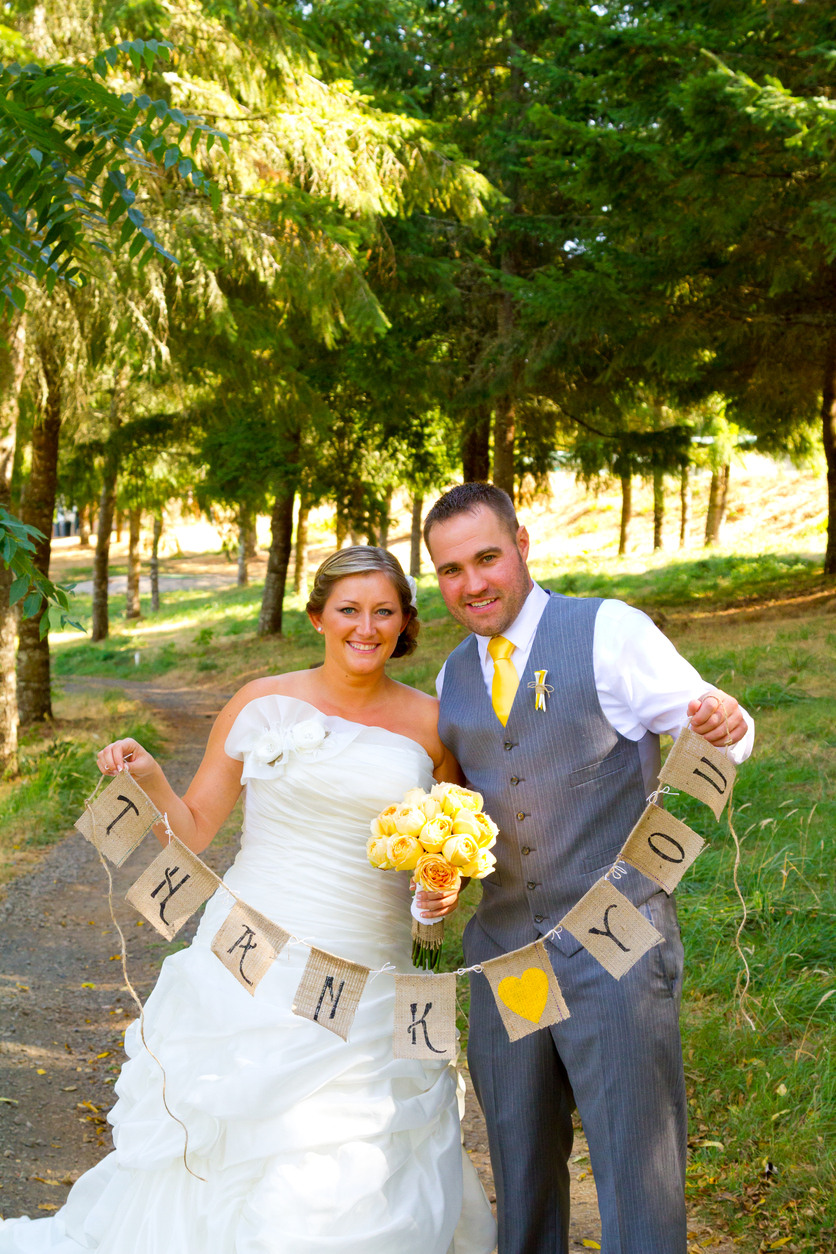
left=526, top=881, right=537, bottom=890
left=521, top=846, right=531, bottom=856
left=516, top=812, right=526, bottom=821
left=534, top=915, right=545, bottom=923
left=503, top=741, right=514, bottom=750
left=510, top=776, right=520, bottom=785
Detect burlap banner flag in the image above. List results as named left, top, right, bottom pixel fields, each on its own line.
left=75, top=772, right=161, bottom=866
left=481, top=940, right=570, bottom=1042
left=561, top=879, right=663, bottom=980
left=657, top=726, right=736, bottom=820
left=126, top=837, right=218, bottom=940
left=393, top=973, right=457, bottom=1060
left=292, top=947, right=370, bottom=1041
left=211, top=900, right=291, bottom=994
left=620, top=803, right=706, bottom=895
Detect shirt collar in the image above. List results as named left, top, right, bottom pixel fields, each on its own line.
left=475, top=582, right=550, bottom=665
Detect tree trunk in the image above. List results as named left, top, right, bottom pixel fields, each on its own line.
left=125, top=507, right=142, bottom=619
left=653, top=467, right=664, bottom=551
left=823, top=340, right=836, bottom=575
left=379, top=488, right=393, bottom=550
left=705, top=468, right=728, bottom=546
left=410, top=495, right=424, bottom=577
left=78, top=503, right=91, bottom=546
left=335, top=511, right=347, bottom=550
left=91, top=439, right=120, bottom=642
left=245, top=521, right=258, bottom=561
left=17, top=355, right=62, bottom=725
left=257, top=488, right=295, bottom=636
left=114, top=509, right=123, bottom=543
left=679, top=465, right=691, bottom=549
left=0, top=313, right=26, bottom=772
left=237, top=509, right=250, bottom=587
left=461, top=409, right=491, bottom=483
left=150, top=513, right=162, bottom=613
left=618, top=474, right=632, bottom=556
left=294, top=495, right=309, bottom=596
left=492, top=396, right=516, bottom=499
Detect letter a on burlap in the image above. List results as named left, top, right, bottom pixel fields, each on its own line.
left=126, top=837, right=218, bottom=940
left=211, top=901, right=291, bottom=994
left=393, top=973, right=457, bottom=1060
left=620, top=803, right=706, bottom=895
left=560, top=879, right=664, bottom=981
left=657, top=726, right=736, bottom=820
left=75, top=771, right=160, bottom=866
left=481, top=940, right=570, bottom=1043
left=292, top=948, right=370, bottom=1041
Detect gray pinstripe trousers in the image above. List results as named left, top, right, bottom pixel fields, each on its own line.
left=465, top=891, right=687, bottom=1254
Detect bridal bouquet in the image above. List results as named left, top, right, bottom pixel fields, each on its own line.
left=367, top=783, right=498, bottom=970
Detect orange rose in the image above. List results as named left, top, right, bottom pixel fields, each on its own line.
left=414, top=853, right=462, bottom=895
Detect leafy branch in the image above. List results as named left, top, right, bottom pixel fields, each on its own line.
left=0, top=507, right=81, bottom=636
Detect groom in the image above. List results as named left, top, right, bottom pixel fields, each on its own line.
left=420, top=482, right=753, bottom=1254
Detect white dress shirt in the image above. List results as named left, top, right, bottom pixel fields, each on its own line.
left=435, top=583, right=754, bottom=763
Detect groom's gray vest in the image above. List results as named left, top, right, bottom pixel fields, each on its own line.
left=438, top=593, right=661, bottom=957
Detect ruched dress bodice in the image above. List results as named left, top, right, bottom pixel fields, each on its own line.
left=0, top=695, right=496, bottom=1254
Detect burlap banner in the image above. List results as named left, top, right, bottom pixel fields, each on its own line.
left=125, top=837, right=218, bottom=940
left=393, top=973, right=457, bottom=1060
left=292, top=947, right=370, bottom=1041
left=211, top=900, right=291, bottom=994
left=657, top=726, right=736, bottom=820
left=560, top=879, right=663, bottom=980
left=620, top=803, right=706, bottom=895
left=75, top=772, right=160, bottom=866
left=481, top=940, right=570, bottom=1042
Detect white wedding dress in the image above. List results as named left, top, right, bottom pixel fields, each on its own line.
left=0, top=695, right=496, bottom=1254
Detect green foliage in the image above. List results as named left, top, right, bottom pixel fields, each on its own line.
left=0, top=39, right=225, bottom=308
left=0, top=505, right=81, bottom=633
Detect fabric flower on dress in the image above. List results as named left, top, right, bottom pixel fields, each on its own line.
left=290, top=719, right=327, bottom=752
left=252, top=730, right=285, bottom=765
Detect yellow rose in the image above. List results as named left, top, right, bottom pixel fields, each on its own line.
left=417, top=815, right=452, bottom=852
left=439, top=784, right=483, bottom=818
left=393, top=805, right=426, bottom=837
left=402, top=787, right=428, bottom=808
left=367, top=835, right=394, bottom=869
left=473, top=812, right=498, bottom=848
left=387, top=834, right=423, bottom=872
left=460, top=848, right=497, bottom=879
left=415, top=853, right=462, bottom=895
left=442, top=833, right=479, bottom=866
left=451, top=812, right=481, bottom=839
left=374, top=804, right=400, bottom=837
left=419, top=795, right=442, bottom=821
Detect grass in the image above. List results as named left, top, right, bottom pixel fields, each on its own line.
left=7, top=542, right=836, bottom=1251
left=0, top=690, right=166, bottom=889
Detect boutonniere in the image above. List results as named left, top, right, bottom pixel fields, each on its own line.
left=527, top=669, right=554, bottom=712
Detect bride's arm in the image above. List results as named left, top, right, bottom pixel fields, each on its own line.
left=95, top=688, right=255, bottom=854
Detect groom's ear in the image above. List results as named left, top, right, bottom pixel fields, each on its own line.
left=516, top=525, right=531, bottom=563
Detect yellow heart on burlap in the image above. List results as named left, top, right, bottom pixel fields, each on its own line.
left=497, top=967, right=548, bottom=1024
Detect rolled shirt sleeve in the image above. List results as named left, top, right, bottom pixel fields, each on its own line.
left=593, top=600, right=755, bottom=764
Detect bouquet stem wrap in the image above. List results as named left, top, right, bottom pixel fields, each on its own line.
left=411, top=917, right=445, bottom=972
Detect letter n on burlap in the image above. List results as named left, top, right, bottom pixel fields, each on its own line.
left=211, top=901, right=291, bottom=994
left=657, top=726, right=736, bottom=820
left=620, top=803, right=706, bottom=894
left=292, top=948, right=370, bottom=1041
left=393, top=973, right=457, bottom=1060
left=75, top=772, right=160, bottom=866
left=481, top=940, right=570, bottom=1043
left=560, top=879, right=663, bottom=981
left=125, top=838, right=218, bottom=940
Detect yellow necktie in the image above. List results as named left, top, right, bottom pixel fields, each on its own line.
left=488, top=635, right=518, bottom=726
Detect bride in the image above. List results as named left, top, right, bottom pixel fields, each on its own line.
left=0, top=546, right=496, bottom=1254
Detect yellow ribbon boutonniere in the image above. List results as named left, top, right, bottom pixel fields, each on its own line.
left=527, top=669, right=554, bottom=712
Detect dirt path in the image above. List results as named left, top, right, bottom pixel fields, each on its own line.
left=0, top=679, right=611, bottom=1247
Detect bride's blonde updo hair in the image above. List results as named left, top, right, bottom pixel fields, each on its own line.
left=306, top=546, right=419, bottom=659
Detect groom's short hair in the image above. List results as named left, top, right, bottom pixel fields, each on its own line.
left=423, top=482, right=519, bottom=552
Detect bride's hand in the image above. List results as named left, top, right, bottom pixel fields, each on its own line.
left=413, top=885, right=462, bottom=920
left=96, top=738, right=158, bottom=781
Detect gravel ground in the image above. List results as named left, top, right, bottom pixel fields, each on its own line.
left=0, top=678, right=603, bottom=1249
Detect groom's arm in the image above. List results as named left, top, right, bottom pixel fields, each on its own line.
left=594, top=601, right=754, bottom=762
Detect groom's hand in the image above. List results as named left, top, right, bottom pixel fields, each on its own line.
left=412, top=886, right=462, bottom=920
left=688, top=690, right=748, bottom=746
